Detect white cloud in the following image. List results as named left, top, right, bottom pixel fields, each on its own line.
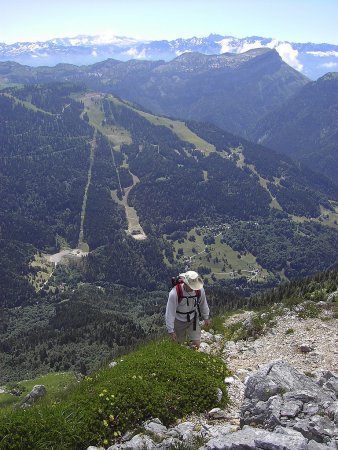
left=239, top=40, right=265, bottom=53
left=266, top=39, right=279, bottom=49
left=216, top=38, right=303, bottom=71
left=126, top=47, right=139, bottom=57
left=175, top=50, right=192, bottom=56
left=91, top=34, right=141, bottom=46
left=125, top=48, right=147, bottom=59
left=306, top=51, right=338, bottom=57
left=275, top=42, right=303, bottom=71
left=91, top=50, right=98, bottom=57
left=320, top=61, right=338, bottom=68
left=31, top=52, right=48, bottom=58
left=216, top=38, right=237, bottom=53
left=69, top=38, right=86, bottom=46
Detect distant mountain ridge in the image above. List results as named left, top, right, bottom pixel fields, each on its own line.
left=0, top=49, right=309, bottom=139
left=250, top=72, right=338, bottom=183
left=1, top=33, right=337, bottom=79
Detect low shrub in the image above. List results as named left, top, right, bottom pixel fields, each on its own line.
left=0, top=340, right=229, bottom=450
left=298, top=302, right=320, bottom=319
left=209, top=315, right=225, bottom=335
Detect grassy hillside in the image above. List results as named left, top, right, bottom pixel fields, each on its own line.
left=0, top=340, right=229, bottom=450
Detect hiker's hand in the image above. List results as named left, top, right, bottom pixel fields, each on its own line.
left=203, top=319, right=211, bottom=328
left=169, top=332, right=177, bottom=341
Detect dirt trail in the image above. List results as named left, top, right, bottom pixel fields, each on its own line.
left=78, top=133, right=96, bottom=249
left=111, top=173, right=147, bottom=240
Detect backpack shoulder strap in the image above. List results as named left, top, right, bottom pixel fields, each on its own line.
left=175, top=282, right=184, bottom=303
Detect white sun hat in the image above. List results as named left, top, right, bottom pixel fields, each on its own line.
left=180, top=270, right=203, bottom=290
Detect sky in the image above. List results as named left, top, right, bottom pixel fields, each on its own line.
left=2, top=0, right=338, bottom=45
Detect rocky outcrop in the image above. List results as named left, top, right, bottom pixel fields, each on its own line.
left=87, top=303, right=337, bottom=450
left=90, top=362, right=337, bottom=449
left=20, top=384, right=47, bottom=408
left=241, top=360, right=338, bottom=447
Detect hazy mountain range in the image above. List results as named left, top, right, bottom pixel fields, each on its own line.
left=0, top=49, right=309, bottom=138
left=1, top=47, right=337, bottom=183
left=1, top=33, right=338, bottom=80
left=250, top=73, right=338, bottom=183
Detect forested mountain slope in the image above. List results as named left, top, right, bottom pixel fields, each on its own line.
left=0, top=49, right=309, bottom=138
left=1, top=83, right=338, bottom=383
left=250, top=72, right=338, bottom=184
left=1, top=84, right=338, bottom=308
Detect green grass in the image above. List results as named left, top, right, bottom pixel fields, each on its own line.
left=81, top=93, right=132, bottom=146
left=0, top=340, right=229, bottom=450
left=27, top=254, right=54, bottom=292
left=106, top=94, right=216, bottom=155
left=209, top=315, right=226, bottom=335
left=290, top=203, right=338, bottom=232
left=170, top=227, right=271, bottom=283
left=0, top=395, right=17, bottom=410
left=136, top=111, right=216, bottom=155
left=0, top=372, right=77, bottom=411
left=0, top=92, right=52, bottom=115
left=298, top=302, right=321, bottom=319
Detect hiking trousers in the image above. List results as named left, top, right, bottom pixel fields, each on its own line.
left=174, top=317, right=201, bottom=343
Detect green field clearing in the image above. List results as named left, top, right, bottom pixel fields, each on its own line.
left=233, top=148, right=282, bottom=211
left=27, top=254, right=54, bottom=292
left=108, top=95, right=216, bottom=155
left=0, top=372, right=77, bottom=410
left=137, top=111, right=216, bottom=155
left=82, top=92, right=216, bottom=154
left=319, top=204, right=338, bottom=230
left=290, top=203, right=338, bottom=231
left=0, top=83, right=22, bottom=90
left=0, top=92, right=51, bottom=114
left=169, top=227, right=271, bottom=282
left=81, top=93, right=132, bottom=146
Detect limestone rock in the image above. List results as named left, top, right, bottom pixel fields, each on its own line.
left=224, top=376, right=235, bottom=385
left=240, top=360, right=338, bottom=445
left=201, top=330, right=214, bottom=344
left=293, top=415, right=336, bottom=443
left=20, top=384, right=47, bottom=408
left=173, top=421, right=196, bottom=441
left=201, top=425, right=308, bottom=450
left=208, top=408, right=227, bottom=419
left=199, top=342, right=211, bottom=354
left=216, top=387, right=223, bottom=402
left=109, top=434, right=156, bottom=449
left=143, top=418, right=167, bottom=435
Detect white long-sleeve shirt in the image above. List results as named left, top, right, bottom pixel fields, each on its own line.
left=165, top=285, right=210, bottom=333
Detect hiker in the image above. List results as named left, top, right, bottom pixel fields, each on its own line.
left=165, top=270, right=210, bottom=348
